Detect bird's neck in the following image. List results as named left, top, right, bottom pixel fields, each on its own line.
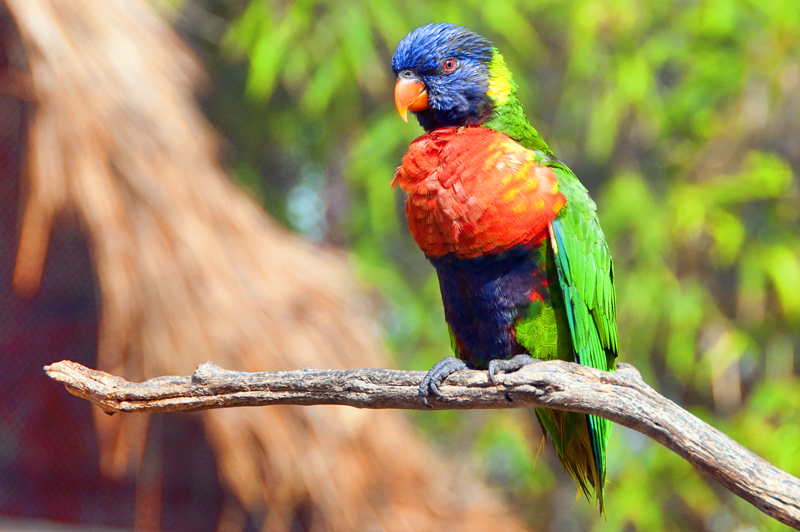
left=483, top=50, right=554, bottom=157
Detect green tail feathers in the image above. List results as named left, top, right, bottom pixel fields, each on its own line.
left=535, top=409, right=608, bottom=512
left=585, top=412, right=611, bottom=512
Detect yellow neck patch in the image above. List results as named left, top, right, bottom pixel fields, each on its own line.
left=487, top=50, right=515, bottom=107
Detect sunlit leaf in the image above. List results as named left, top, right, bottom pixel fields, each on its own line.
left=764, top=244, right=800, bottom=319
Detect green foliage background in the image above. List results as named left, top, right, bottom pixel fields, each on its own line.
left=172, top=0, right=800, bottom=529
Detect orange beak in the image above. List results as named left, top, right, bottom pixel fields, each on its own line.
left=394, top=78, right=429, bottom=122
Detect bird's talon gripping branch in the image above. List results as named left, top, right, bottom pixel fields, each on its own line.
left=488, top=354, right=539, bottom=386
left=418, top=356, right=468, bottom=407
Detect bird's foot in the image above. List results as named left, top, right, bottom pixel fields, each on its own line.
left=418, top=356, right=468, bottom=408
left=488, top=354, right=540, bottom=385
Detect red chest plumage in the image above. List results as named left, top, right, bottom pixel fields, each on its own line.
left=392, top=127, right=566, bottom=258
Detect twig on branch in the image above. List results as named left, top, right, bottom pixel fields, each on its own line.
left=45, top=359, right=800, bottom=529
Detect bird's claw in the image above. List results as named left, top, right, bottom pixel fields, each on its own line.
left=488, top=354, right=540, bottom=385
left=418, top=356, right=468, bottom=407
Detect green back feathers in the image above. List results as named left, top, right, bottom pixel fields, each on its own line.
left=549, top=170, right=618, bottom=368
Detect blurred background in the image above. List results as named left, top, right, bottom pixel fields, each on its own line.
left=1, top=0, right=799, bottom=531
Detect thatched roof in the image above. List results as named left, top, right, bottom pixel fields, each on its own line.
left=3, top=0, right=532, bottom=529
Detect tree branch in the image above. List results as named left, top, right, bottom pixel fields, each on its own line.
left=44, top=359, right=800, bottom=529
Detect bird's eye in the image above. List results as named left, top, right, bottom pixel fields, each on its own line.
left=442, top=58, right=457, bottom=72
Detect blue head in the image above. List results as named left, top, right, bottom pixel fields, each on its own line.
left=392, top=23, right=494, bottom=131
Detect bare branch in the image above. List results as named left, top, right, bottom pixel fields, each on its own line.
left=44, top=359, right=800, bottom=529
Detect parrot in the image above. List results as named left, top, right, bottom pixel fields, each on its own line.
left=390, top=23, right=618, bottom=512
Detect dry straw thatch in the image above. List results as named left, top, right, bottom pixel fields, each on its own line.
left=4, top=0, right=532, bottom=529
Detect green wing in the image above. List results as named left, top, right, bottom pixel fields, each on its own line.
left=549, top=166, right=618, bottom=511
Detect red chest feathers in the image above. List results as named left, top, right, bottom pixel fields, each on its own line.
left=392, top=127, right=566, bottom=258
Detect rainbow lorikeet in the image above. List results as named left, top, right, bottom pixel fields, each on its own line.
left=391, top=23, right=618, bottom=511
